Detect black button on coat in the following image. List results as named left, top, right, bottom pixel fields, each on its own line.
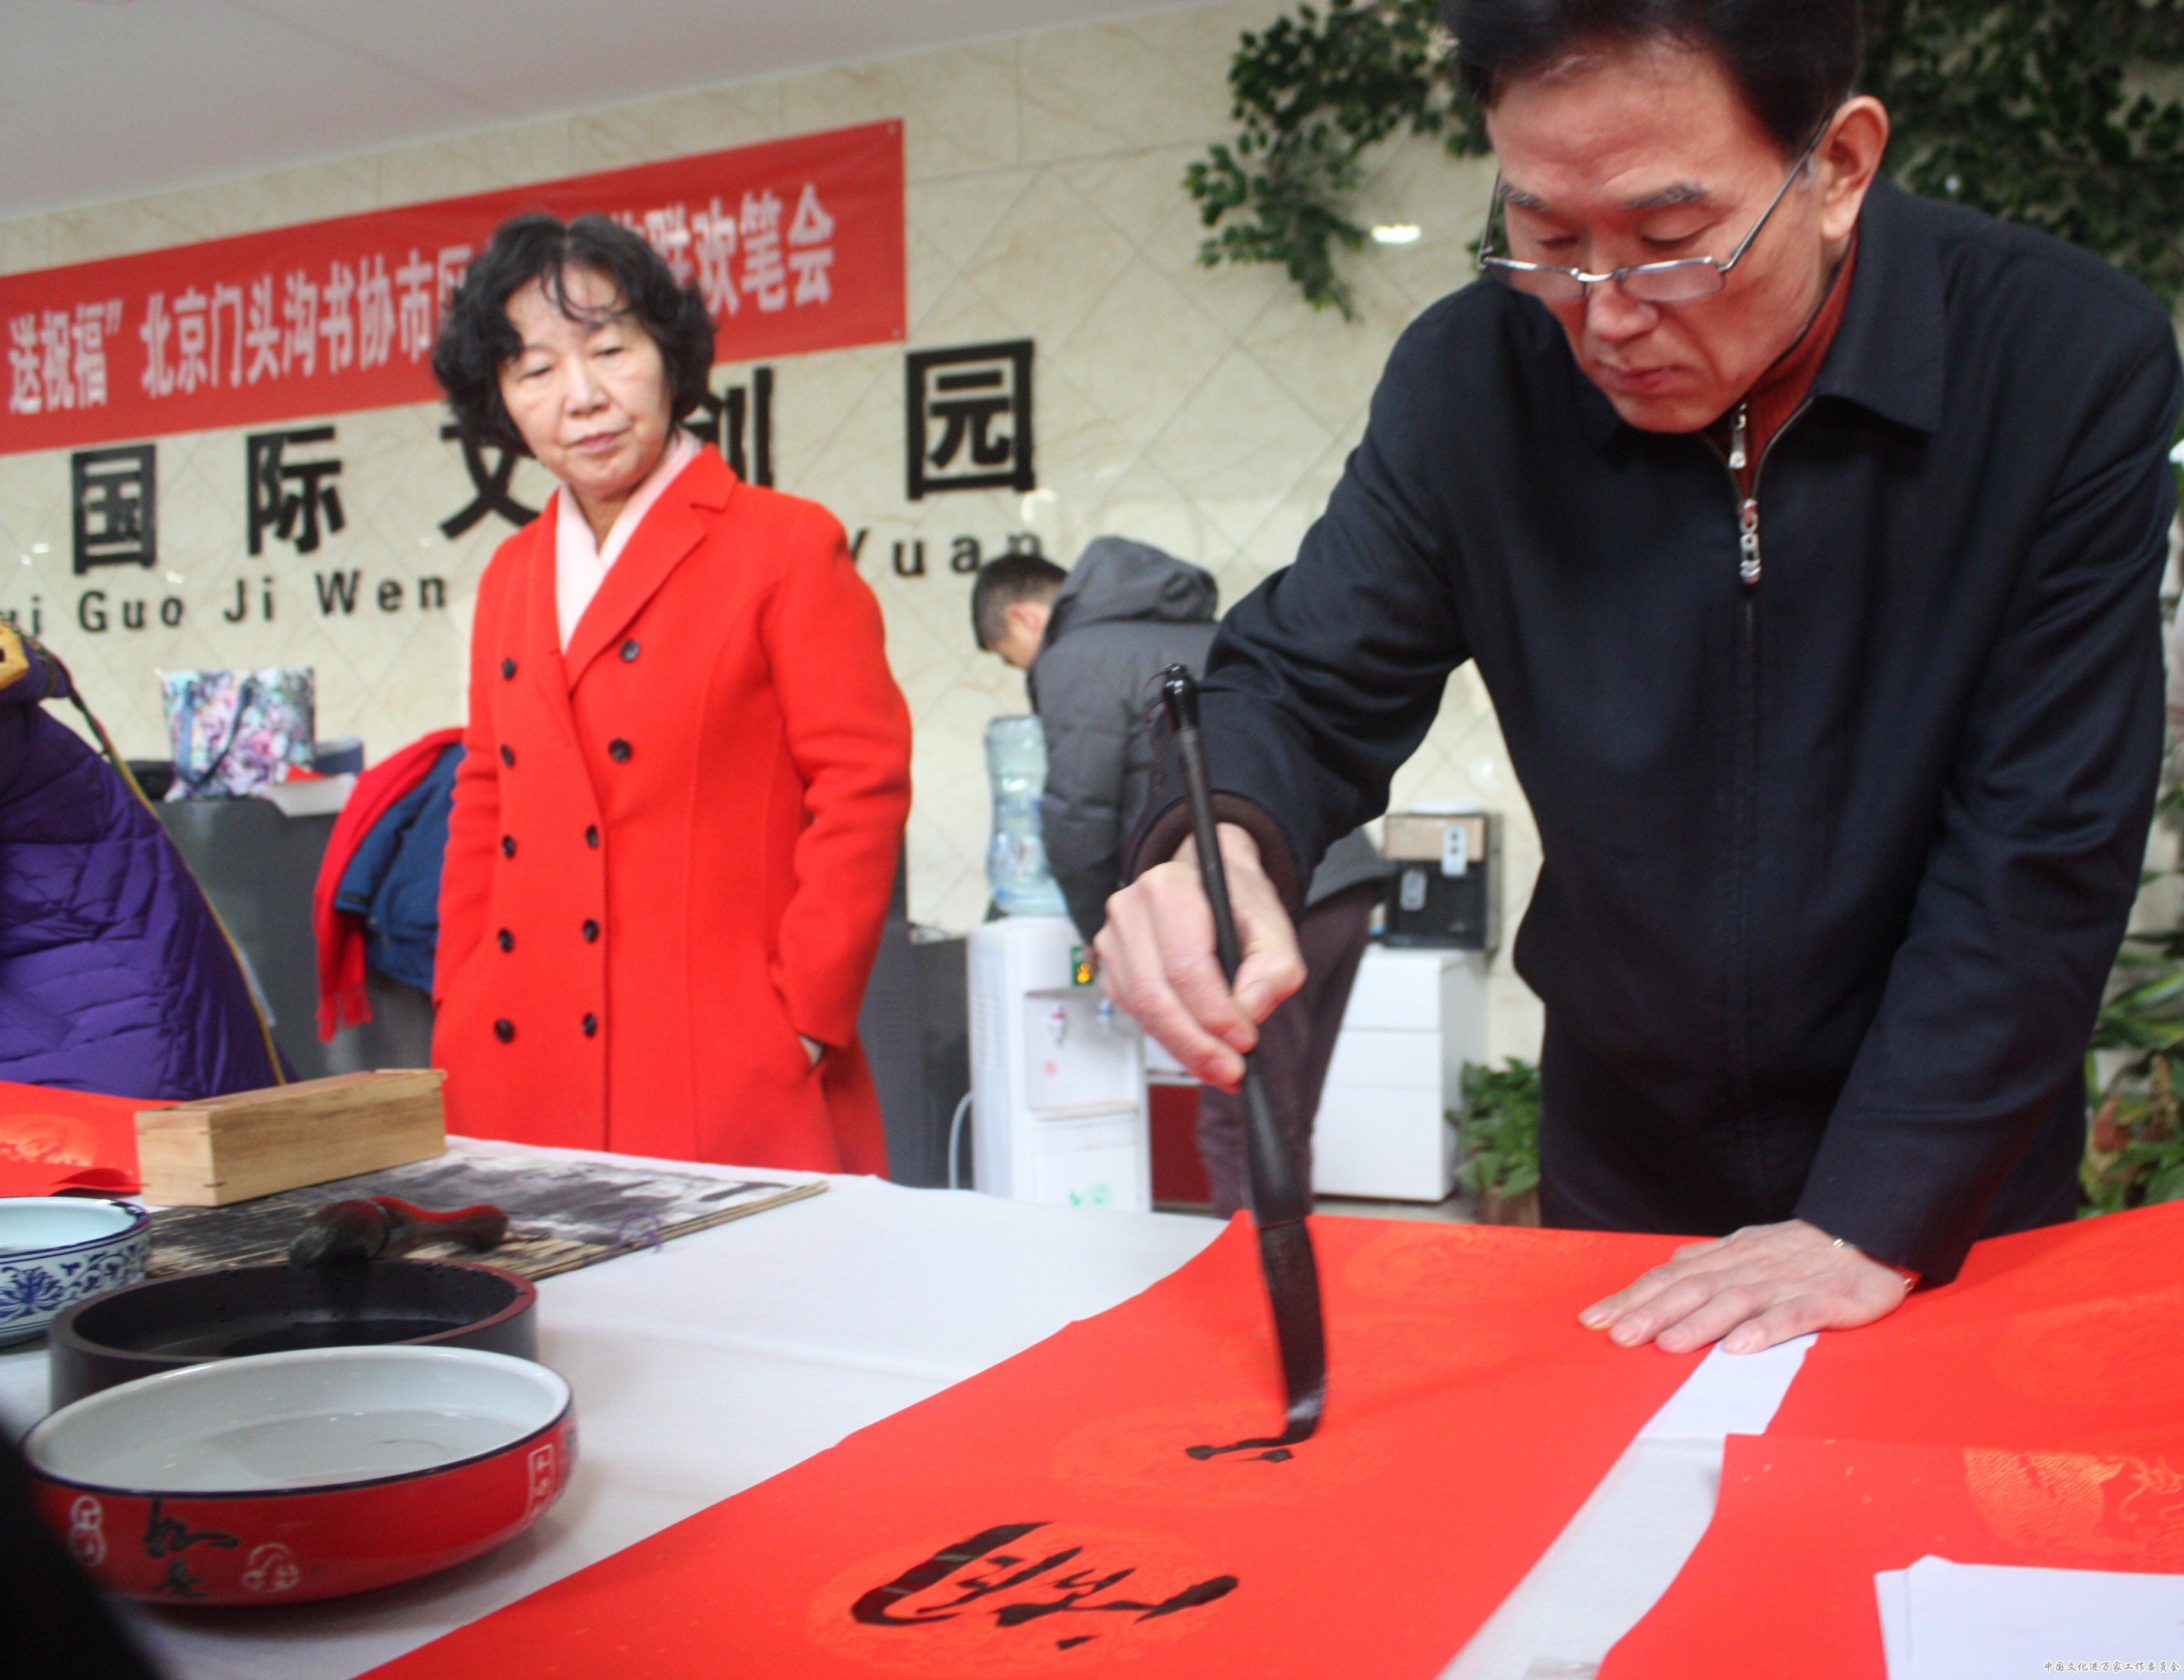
left=1155, top=178, right=2182, bottom=1283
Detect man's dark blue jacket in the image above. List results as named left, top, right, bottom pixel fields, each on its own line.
left=1152, top=176, right=2183, bottom=1283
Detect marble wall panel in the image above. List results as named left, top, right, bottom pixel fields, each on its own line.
left=904, top=170, right=1039, bottom=327
left=47, top=190, right=222, bottom=266
left=376, top=118, right=573, bottom=208
left=955, top=168, right=1140, bottom=348
left=780, top=41, right=1021, bottom=182
left=1147, top=349, right=1332, bottom=553
left=568, top=83, right=783, bottom=173
left=0, top=216, right=53, bottom=279
left=195, top=156, right=383, bottom=241
left=1018, top=0, right=1277, bottom=164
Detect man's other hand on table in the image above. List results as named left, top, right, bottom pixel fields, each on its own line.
left=1580, top=1219, right=1916, bottom=1354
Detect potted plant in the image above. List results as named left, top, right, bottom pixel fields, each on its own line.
left=1456, top=1058, right=1540, bottom=1226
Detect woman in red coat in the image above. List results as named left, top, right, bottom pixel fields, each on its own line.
left=428, top=213, right=910, bottom=1173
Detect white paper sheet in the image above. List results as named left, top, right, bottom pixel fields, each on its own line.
left=1444, top=1332, right=1818, bottom=1679
left=1877, top=1556, right=2184, bottom=1679
left=1635, top=1332, right=1816, bottom=1442
left=1874, top=1563, right=1911, bottom=1676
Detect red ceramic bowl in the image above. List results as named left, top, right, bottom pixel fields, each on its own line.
left=23, top=1345, right=574, bottom=1605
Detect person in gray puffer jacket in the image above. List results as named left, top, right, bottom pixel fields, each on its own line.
left=973, top=536, right=1383, bottom=1215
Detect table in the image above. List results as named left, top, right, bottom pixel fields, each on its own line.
left=0, top=1142, right=1799, bottom=1679
left=0, top=1143, right=1219, bottom=1680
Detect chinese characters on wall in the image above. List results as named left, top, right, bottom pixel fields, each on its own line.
left=70, top=444, right=155, bottom=573
left=906, top=339, right=1034, bottom=500
left=246, top=426, right=345, bottom=556
left=12, top=334, right=1035, bottom=648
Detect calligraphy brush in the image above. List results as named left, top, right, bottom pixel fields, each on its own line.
left=1159, top=665, right=1328, bottom=1451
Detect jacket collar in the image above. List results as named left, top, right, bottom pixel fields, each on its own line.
left=560, top=444, right=739, bottom=683
left=1808, top=174, right=1945, bottom=433
left=1572, top=172, right=1946, bottom=447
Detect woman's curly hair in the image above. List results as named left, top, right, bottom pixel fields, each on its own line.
left=431, top=212, right=716, bottom=455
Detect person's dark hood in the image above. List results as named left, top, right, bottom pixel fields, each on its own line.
left=1041, top=537, right=1216, bottom=649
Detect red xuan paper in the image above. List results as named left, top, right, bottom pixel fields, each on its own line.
left=1768, top=1199, right=2184, bottom=1459
left=0, top=1079, right=156, bottom=1197
left=1601, top=1432, right=2184, bottom=1680
left=369, top=1216, right=1706, bottom=1679
left=1603, top=1202, right=2184, bottom=1678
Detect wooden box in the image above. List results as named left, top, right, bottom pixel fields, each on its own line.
left=135, top=1069, right=446, bottom=1207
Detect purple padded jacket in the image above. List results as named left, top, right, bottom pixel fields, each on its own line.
left=0, top=630, right=277, bottom=1098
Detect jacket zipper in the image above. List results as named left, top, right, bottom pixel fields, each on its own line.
left=1714, top=396, right=1812, bottom=1178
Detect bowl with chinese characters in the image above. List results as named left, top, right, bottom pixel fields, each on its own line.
left=0, top=1199, right=149, bottom=1346
left=23, top=1345, right=575, bottom=1604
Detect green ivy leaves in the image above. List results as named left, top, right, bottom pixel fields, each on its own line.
left=1868, top=0, right=2184, bottom=306
left=1183, top=0, right=1487, bottom=318
left=1455, top=1057, right=1542, bottom=1204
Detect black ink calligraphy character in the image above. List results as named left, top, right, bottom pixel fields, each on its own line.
left=142, top=1498, right=238, bottom=1560
left=992, top=1567, right=1137, bottom=1626
left=850, top=1521, right=1049, bottom=1625
left=71, top=444, right=156, bottom=575
left=684, top=367, right=773, bottom=485
left=246, top=426, right=346, bottom=556
left=153, top=1556, right=209, bottom=1599
left=438, top=423, right=538, bottom=537
left=1186, top=1438, right=1295, bottom=1463
left=905, top=340, right=1034, bottom=500
left=918, top=1544, right=1084, bottom=1616
left=993, top=1570, right=1241, bottom=1628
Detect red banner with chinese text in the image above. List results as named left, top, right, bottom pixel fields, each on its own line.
left=0, top=122, right=903, bottom=458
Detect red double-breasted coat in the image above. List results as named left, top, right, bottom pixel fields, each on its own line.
left=432, top=448, right=910, bottom=1173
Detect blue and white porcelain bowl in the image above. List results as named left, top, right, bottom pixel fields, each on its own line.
left=0, top=1200, right=150, bottom=1346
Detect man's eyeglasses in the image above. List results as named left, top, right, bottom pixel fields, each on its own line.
left=1477, top=125, right=1828, bottom=304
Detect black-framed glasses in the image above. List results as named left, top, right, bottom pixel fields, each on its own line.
left=1478, top=124, right=1828, bottom=304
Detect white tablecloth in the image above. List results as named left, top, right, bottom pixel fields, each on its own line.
left=0, top=1143, right=1809, bottom=1679
left=0, top=1142, right=1220, bottom=1680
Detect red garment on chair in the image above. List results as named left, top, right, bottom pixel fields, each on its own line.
left=313, top=727, right=465, bottom=1040
left=432, top=447, right=910, bottom=1173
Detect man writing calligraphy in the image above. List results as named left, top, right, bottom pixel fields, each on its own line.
left=1098, top=0, right=2182, bottom=1353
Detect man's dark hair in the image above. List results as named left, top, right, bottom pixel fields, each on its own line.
left=1444, top=0, right=1863, bottom=158
left=432, top=212, right=716, bottom=455
left=971, top=551, right=1068, bottom=650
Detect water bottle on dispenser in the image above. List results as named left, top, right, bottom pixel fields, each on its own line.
left=966, top=717, right=1148, bottom=1210
left=983, top=716, right=1067, bottom=917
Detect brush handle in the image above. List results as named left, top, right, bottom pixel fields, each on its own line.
left=1157, top=665, right=1309, bottom=1230
left=1157, top=666, right=1243, bottom=982
left=372, top=1197, right=507, bottom=1254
